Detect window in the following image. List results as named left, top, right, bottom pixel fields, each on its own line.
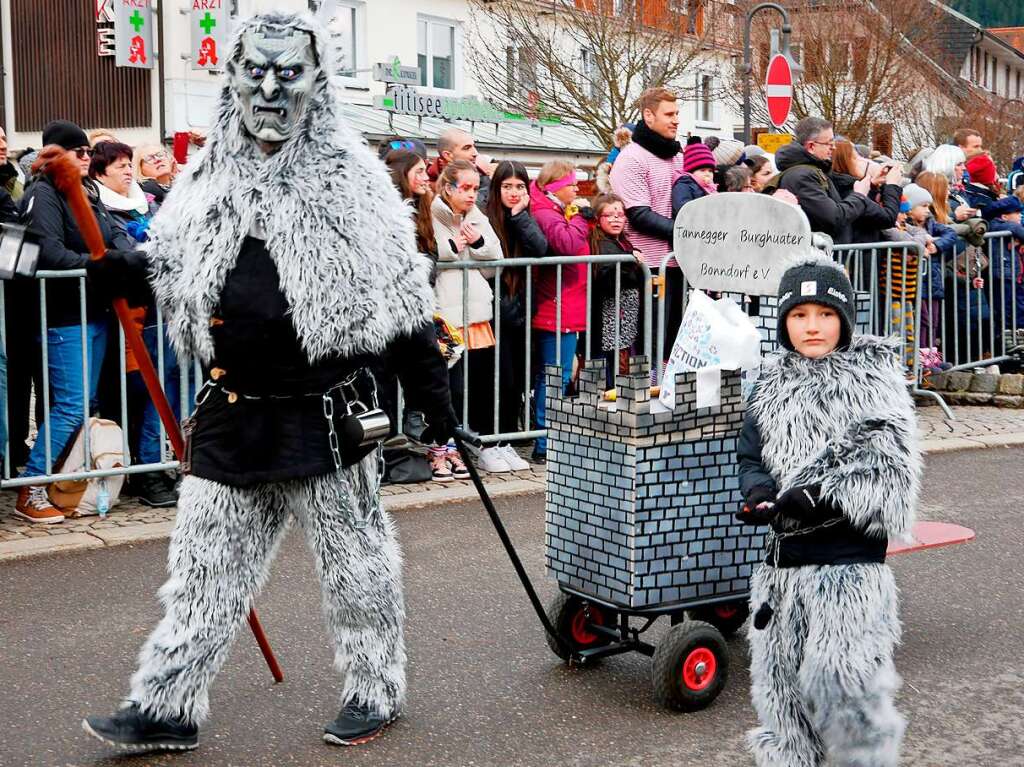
left=505, top=46, right=538, bottom=99
left=418, top=16, right=458, bottom=91
left=696, top=73, right=714, bottom=124
left=828, top=42, right=850, bottom=75
left=1006, top=63, right=1012, bottom=97
left=581, top=48, right=602, bottom=103
left=308, top=1, right=365, bottom=84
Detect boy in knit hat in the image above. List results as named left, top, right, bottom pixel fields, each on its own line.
left=671, top=138, right=717, bottom=217
left=737, top=253, right=920, bottom=767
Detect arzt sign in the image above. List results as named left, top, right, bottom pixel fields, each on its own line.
left=673, top=193, right=811, bottom=296
left=191, top=0, right=228, bottom=71
left=765, top=54, right=793, bottom=129
left=115, top=0, right=154, bottom=69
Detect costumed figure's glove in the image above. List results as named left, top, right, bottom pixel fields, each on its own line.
left=773, top=484, right=842, bottom=523
left=416, top=407, right=459, bottom=447
left=85, top=249, right=153, bottom=307
left=736, top=485, right=777, bottom=526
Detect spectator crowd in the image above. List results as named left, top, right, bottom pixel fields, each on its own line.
left=4, top=89, right=1024, bottom=521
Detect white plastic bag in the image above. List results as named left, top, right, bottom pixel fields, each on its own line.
left=659, top=290, right=762, bottom=410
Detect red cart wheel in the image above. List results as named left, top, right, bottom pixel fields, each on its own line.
left=688, top=600, right=750, bottom=638
left=545, top=592, right=614, bottom=665
left=652, top=621, right=729, bottom=711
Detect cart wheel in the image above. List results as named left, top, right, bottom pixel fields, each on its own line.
left=687, top=601, right=750, bottom=638
left=651, top=621, right=729, bottom=711
left=544, top=592, right=614, bottom=665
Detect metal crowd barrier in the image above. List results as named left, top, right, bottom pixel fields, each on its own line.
left=431, top=253, right=653, bottom=445
left=4, top=234, right=1020, bottom=486
left=0, top=269, right=197, bottom=488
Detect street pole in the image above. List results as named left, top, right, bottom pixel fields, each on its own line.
left=743, top=2, right=792, bottom=144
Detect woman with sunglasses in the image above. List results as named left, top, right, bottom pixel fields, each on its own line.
left=13, top=120, right=134, bottom=524
left=133, top=144, right=175, bottom=205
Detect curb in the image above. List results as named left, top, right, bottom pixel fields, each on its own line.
left=4, top=434, right=1023, bottom=564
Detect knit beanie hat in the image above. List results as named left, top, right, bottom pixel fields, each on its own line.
left=683, top=142, right=716, bottom=173
left=712, top=137, right=745, bottom=166
left=42, top=120, right=89, bottom=151
left=901, top=183, right=933, bottom=210
left=966, top=153, right=998, bottom=186
left=777, top=254, right=856, bottom=352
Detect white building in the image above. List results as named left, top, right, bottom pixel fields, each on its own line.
left=1, top=0, right=743, bottom=167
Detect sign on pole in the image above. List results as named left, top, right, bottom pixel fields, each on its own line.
left=115, top=0, right=155, bottom=69
left=765, top=54, right=793, bottom=129
left=673, top=193, right=811, bottom=296
left=191, top=0, right=229, bottom=71
left=372, top=57, right=420, bottom=86
left=757, top=132, right=792, bottom=154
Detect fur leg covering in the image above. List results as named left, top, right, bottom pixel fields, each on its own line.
left=128, top=476, right=291, bottom=725
left=747, top=565, right=826, bottom=767
left=747, top=564, right=905, bottom=767
left=292, top=457, right=406, bottom=718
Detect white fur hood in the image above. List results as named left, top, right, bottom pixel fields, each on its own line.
left=144, top=11, right=434, bottom=365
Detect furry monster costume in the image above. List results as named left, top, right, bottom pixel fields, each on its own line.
left=738, top=257, right=921, bottom=767
left=84, top=12, right=452, bottom=750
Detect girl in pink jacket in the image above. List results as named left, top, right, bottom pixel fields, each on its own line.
left=528, top=160, right=591, bottom=461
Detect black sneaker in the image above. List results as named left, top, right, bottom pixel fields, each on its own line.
left=82, top=703, right=198, bottom=753
left=531, top=447, right=547, bottom=465
left=135, top=472, right=178, bottom=508
left=323, top=701, right=398, bottom=746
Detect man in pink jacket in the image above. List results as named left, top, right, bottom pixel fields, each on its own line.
left=609, top=87, right=684, bottom=358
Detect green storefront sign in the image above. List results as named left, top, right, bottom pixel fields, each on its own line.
left=374, top=85, right=559, bottom=126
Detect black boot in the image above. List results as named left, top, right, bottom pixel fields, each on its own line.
left=323, top=700, right=398, bottom=746
left=82, top=703, right=198, bottom=753
left=135, top=472, right=178, bottom=508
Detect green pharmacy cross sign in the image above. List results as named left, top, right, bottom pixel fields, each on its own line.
left=115, top=2, right=155, bottom=69
left=199, top=12, right=216, bottom=35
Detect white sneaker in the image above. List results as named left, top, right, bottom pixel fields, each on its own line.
left=474, top=445, right=512, bottom=473
left=498, top=444, right=531, bottom=472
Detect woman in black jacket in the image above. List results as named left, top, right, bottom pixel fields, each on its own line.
left=485, top=161, right=547, bottom=445
left=830, top=140, right=902, bottom=245
left=14, top=120, right=133, bottom=523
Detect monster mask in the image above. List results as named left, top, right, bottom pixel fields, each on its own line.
left=230, top=23, right=318, bottom=144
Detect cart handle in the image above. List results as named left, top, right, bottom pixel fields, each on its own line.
left=452, top=430, right=579, bottom=662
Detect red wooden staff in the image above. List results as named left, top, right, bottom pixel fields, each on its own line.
left=37, top=146, right=284, bottom=683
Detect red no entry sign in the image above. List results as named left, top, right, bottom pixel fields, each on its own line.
left=765, top=54, right=793, bottom=129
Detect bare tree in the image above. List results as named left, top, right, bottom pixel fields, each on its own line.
left=731, top=0, right=949, bottom=154
left=467, top=0, right=739, bottom=149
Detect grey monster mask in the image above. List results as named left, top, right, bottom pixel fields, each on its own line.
left=230, top=23, right=319, bottom=144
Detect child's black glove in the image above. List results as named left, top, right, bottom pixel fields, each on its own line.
left=774, top=484, right=842, bottom=523
left=736, top=486, right=777, bottom=525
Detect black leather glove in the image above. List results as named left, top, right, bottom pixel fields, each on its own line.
left=417, top=411, right=457, bottom=447
left=736, top=485, right=777, bottom=525
left=85, top=249, right=152, bottom=307
left=774, top=484, right=840, bottom=523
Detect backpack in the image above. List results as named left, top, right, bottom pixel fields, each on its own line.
left=761, top=163, right=831, bottom=196
left=47, top=418, right=128, bottom=517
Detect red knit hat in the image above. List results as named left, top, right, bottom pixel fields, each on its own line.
left=683, top=142, right=716, bottom=173
left=966, top=153, right=998, bottom=186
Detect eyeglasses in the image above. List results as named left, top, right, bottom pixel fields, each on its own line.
left=143, top=152, right=168, bottom=164
left=809, top=139, right=836, bottom=148
left=73, top=147, right=93, bottom=159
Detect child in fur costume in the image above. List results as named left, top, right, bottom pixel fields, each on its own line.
left=736, top=254, right=921, bottom=767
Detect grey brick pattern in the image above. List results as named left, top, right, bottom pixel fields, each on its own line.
left=544, top=291, right=872, bottom=611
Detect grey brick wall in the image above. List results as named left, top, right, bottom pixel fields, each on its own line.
left=544, top=292, right=871, bottom=611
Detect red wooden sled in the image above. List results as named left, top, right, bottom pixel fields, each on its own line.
left=886, top=521, right=975, bottom=556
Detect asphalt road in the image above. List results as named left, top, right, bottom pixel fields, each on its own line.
left=1, top=447, right=1021, bottom=767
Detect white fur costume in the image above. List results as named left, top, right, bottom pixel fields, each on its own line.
left=744, top=333, right=921, bottom=767
left=125, top=12, right=435, bottom=725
